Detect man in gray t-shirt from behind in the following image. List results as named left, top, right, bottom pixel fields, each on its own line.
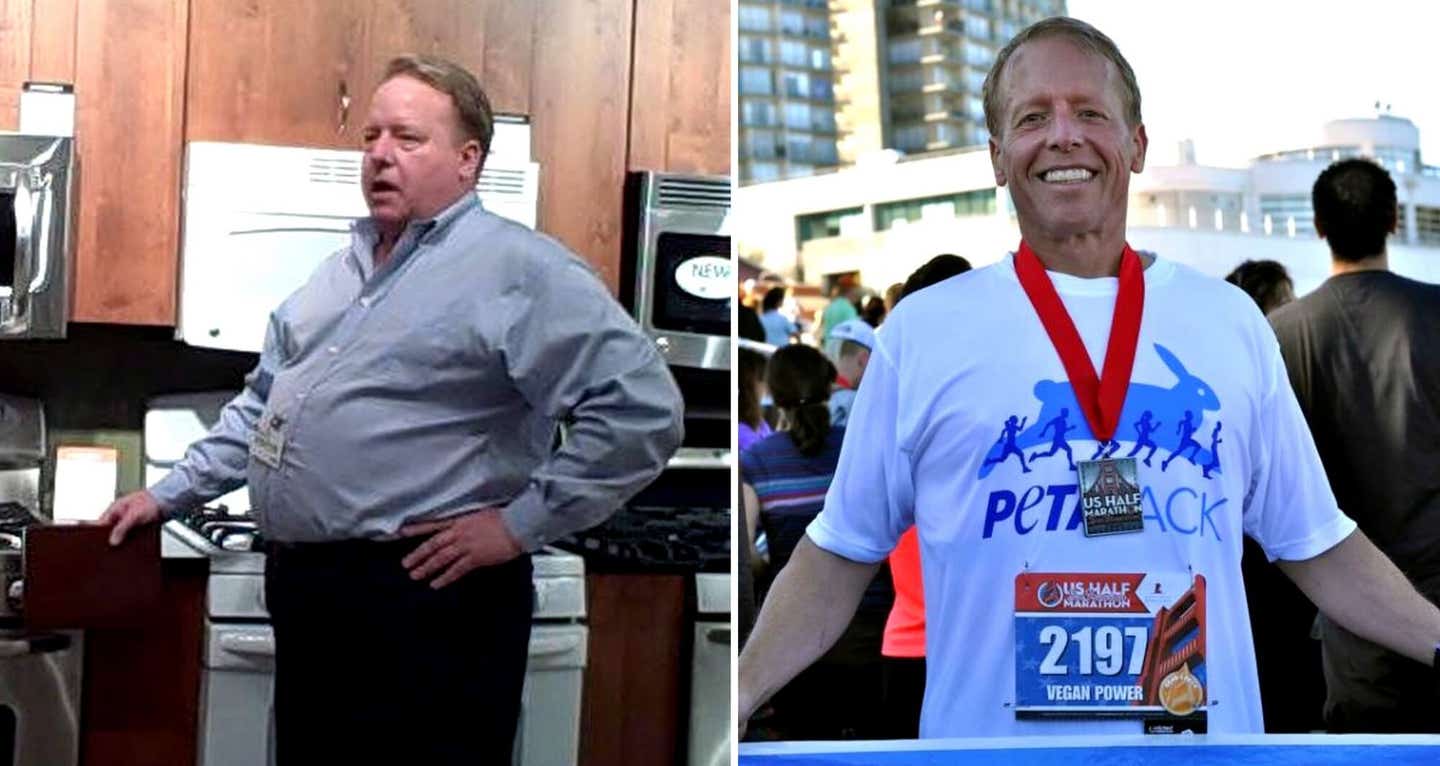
left=1270, top=157, right=1440, bottom=732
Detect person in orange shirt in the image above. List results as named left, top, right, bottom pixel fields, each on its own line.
left=881, top=528, right=926, bottom=737
left=880, top=254, right=973, bottom=738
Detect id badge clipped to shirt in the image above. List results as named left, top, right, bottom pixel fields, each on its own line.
left=1014, top=571, right=1208, bottom=728
left=250, top=411, right=286, bottom=469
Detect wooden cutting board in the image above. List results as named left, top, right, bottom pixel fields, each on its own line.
left=23, top=523, right=162, bottom=629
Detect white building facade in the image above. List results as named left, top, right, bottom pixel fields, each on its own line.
left=735, top=116, right=1440, bottom=296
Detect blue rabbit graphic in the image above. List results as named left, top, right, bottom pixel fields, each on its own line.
left=977, top=344, right=1222, bottom=479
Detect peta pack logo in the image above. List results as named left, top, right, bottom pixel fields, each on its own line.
left=977, top=344, right=1230, bottom=541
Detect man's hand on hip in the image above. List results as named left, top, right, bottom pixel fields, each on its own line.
left=98, top=490, right=163, bottom=546
left=399, top=508, right=523, bottom=589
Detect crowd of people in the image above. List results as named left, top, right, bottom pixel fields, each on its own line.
left=737, top=15, right=1440, bottom=744
left=737, top=255, right=974, bottom=740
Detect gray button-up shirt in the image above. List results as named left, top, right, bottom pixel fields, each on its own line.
left=151, top=193, right=684, bottom=549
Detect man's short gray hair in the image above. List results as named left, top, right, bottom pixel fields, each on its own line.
left=383, top=54, right=494, bottom=158
left=981, top=17, right=1142, bottom=140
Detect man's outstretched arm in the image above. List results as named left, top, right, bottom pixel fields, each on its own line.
left=1279, top=529, right=1440, bottom=666
left=738, top=535, right=882, bottom=730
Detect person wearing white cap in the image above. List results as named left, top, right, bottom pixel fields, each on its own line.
left=827, top=318, right=875, bottom=429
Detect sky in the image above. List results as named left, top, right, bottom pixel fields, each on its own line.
left=1065, top=0, right=1440, bottom=168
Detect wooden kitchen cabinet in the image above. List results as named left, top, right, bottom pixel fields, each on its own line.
left=629, top=0, right=732, bottom=176
left=23, top=525, right=205, bottom=766
left=0, top=0, right=78, bottom=132
left=0, top=0, right=32, bottom=130
left=185, top=1, right=536, bottom=149
left=580, top=573, right=689, bottom=765
left=70, top=0, right=188, bottom=326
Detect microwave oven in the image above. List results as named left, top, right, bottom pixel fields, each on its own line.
left=0, top=135, right=73, bottom=339
left=621, top=171, right=731, bottom=371
left=177, top=135, right=538, bottom=353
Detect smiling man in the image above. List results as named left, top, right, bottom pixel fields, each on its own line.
left=738, top=17, right=1440, bottom=738
left=100, top=55, right=683, bottom=763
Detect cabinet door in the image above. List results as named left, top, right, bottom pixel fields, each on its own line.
left=185, top=1, right=366, bottom=148
left=71, top=0, right=187, bottom=326
left=0, top=0, right=32, bottom=130
left=0, top=0, right=77, bottom=131
left=629, top=0, right=732, bottom=176
left=185, top=1, right=532, bottom=149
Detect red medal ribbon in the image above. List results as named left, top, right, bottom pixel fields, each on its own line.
left=1013, top=241, right=1144, bottom=443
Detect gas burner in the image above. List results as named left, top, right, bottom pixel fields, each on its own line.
left=0, top=502, right=42, bottom=535
left=554, top=505, right=729, bottom=573
left=175, top=506, right=264, bottom=552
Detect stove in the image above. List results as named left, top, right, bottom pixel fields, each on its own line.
left=0, top=502, right=43, bottom=552
left=557, top=504, right=729, bottom=573
left=172, top=506, right=264, bottom=553
left=162, top=509, right=588, bottom=766
left=553, top=448, right=731, bottom=573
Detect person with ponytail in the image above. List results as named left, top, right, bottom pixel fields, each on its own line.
left=740, top=343, right=891, bottom=741
left=741, top=344, right=841, bottom=587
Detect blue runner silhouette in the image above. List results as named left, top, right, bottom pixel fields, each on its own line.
left=982, top=415, right=1031, bottom=473
left=1028, top=408, right=1078, bottom=471
left=1201, top=421, right=1223, bottom=478
left=1161, top=410, right=1204, bottom=472
left=1125, top=410, right=1163, bottom=466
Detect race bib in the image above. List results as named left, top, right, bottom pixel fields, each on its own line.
left=1014, top=572, right=1207, bottom=721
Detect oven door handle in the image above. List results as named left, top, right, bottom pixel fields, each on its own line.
left=218, top=632, right=276, bottom=657
left=528, top=634, right=583, bottom=658
left=666, top=448, right=731, bottom=471
left=25, top=182, right=52, bottom=294
left=4, top=177, right=35, bottom=322
left=0, top=633, right=71, bottom=657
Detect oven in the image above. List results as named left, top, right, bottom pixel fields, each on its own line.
left=164, top=518, right=588, bottom=766
left=0, top=628, right=84, bottom=766
left=0, top=393, right=82, bottom=766
left=621, top=171, right=732, bottom=371
left=688, top=572, right=731, bottom=766
left=156, top=522, right=272, bottom=766
left=514, top=550, right=588, bottom=766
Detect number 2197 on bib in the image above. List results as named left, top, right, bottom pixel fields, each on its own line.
left=1014, top=572, right=1207, bottom=720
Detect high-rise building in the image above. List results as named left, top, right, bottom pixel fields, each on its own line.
left=738, top=1, right=841, bottom=183
left=859, top=0, right=1065, bottom=157
left=739, top=1, right=1067, bottom=183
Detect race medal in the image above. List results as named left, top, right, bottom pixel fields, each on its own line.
left=1014, top=242, right=1145, bottom=536
left=1014, top=571, right=1208, bottom=722
left=1078, top=457, right=1143, bottom=536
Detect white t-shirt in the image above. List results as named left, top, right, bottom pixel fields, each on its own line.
left=808, top=253, right=1355, bottom=737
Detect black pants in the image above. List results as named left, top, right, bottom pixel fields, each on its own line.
left=1320, top=612, right=1440, bottom=733
left=755, top=610, right=888, bottom=741
left=881, top=656, right=926, bottom=739
left=265, top=539, right=533, bottom=764
left=1242, top=537, right=1325, bottom=732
